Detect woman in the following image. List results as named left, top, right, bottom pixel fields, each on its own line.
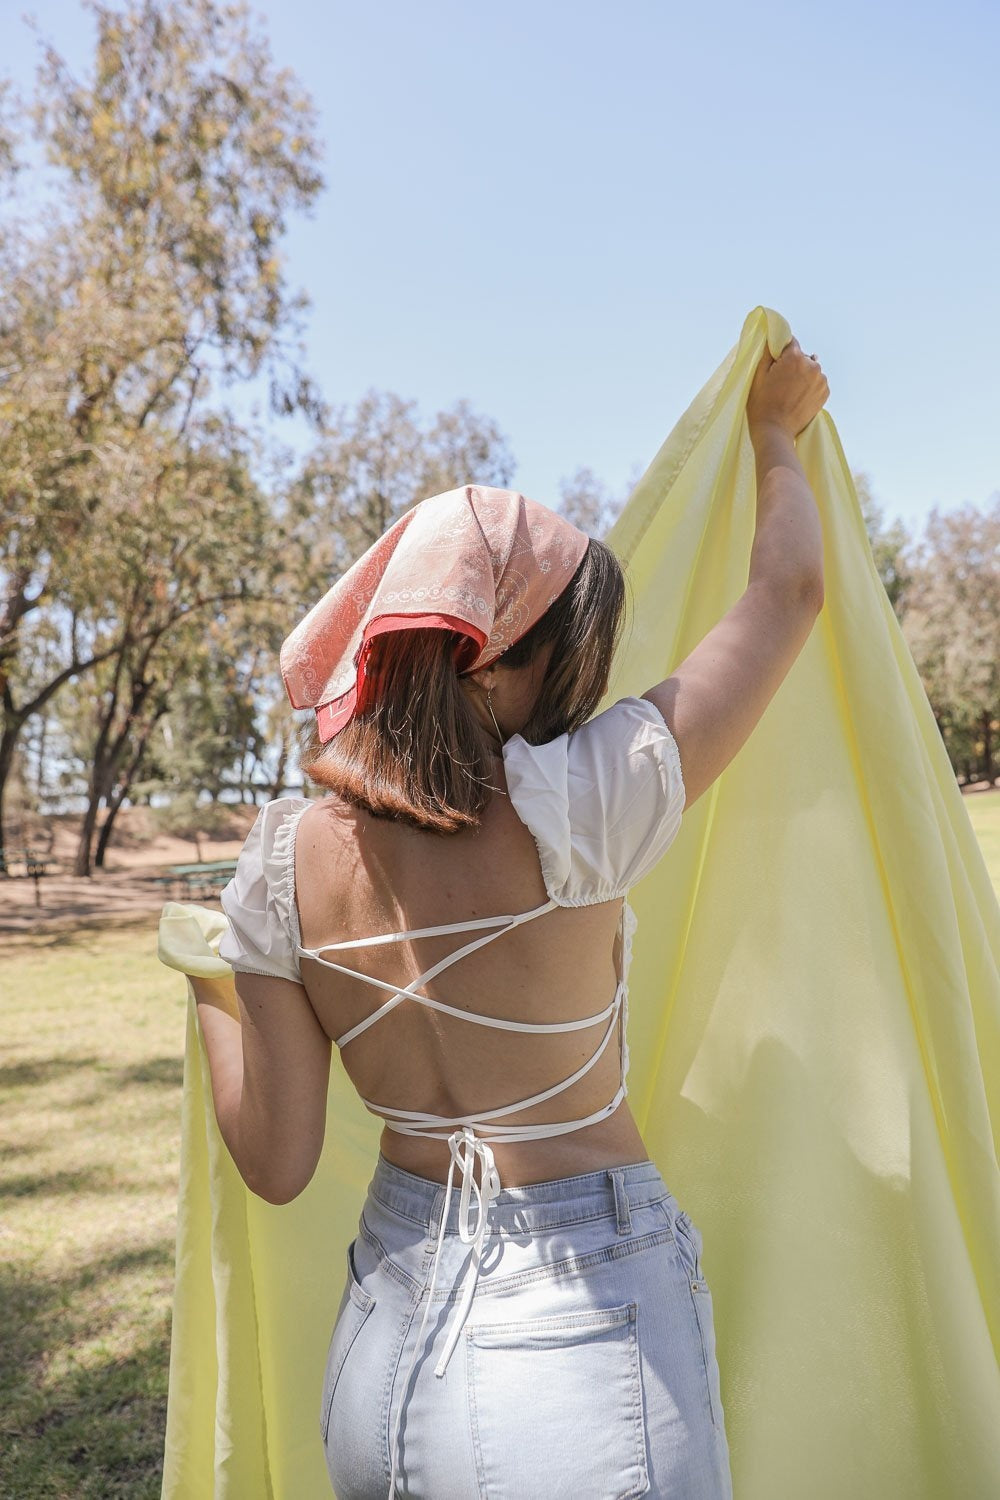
left=194, top=336, right=829, bottom=1499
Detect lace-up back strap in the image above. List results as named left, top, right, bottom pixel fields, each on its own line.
left=296, top=896, right=575, bottom=1049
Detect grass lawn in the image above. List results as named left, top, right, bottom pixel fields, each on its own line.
left=968, top=786, right=1000, bottom=895
left=0, top=920, right=186, bottom=1500
left=1, top=789, right=997, bottom=1497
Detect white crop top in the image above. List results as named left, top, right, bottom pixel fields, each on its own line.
left=218, top=694, right=685, bottom=1456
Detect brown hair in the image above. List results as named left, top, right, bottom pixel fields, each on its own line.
left=298, top=536, right=627, bottom=834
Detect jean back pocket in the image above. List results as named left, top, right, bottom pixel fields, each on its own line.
left=467, top=1302, right=649, bottom=1499
left=319, top=1238, right=376, bottom=1445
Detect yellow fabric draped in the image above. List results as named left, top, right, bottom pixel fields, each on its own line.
left=156, top=305, right=1000, bottom=1499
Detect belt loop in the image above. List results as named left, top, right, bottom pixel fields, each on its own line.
left=608, top=1169, right=632, bottom=1236
left=426, top=1186, right=447, bottom=1251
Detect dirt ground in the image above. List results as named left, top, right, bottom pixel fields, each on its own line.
left=0, top=802, right=263, bottom=944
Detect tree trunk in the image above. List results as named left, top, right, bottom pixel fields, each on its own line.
left=75, top=709, right=131, bottom=877
left=94, top=705, right=166, bottom=868
left=94, top=803, right=118, bottom=869
left=75, top=634, right=163, bottom=877
left=0, top=711, right=26, bottom=873
left=982, top=709, right=994, bottom=786
left=0, top=624, right=144, bottom=872
left=272, top=737, right=289, bottom=799
left=74, top=784, right=105, bottom=877
left=35, top=711, right=49, bottom=806
left=74, top=725, right=121, bottom=877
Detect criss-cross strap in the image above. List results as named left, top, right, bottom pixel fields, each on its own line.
left=297, top=898, right=566, bottom=1048
left=304, top=906, right=549, bottom=950
left=364, top=984, right=625, bottom=1136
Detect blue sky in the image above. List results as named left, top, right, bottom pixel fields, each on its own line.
left=6, top=0, right=999, bottom=536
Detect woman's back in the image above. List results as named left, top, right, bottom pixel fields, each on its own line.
left=293, top=750, right=646, bottom=1186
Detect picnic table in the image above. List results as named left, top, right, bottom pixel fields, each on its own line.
left=155, top=860, right=239, bottom=900
left=0, top=846, right=60, bottom=905
left=0, top=847, right=59, bottom=879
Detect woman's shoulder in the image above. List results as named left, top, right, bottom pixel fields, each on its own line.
left=240, top=794, right=314, bottom=889
left=255, top=794, right=324, bottom=907
left=217, top=795, right=312, bottom=981
left=502, top=694, right=684, bottom=799
left=501, top=695, right=686, bottom=907
left=255, top=792, right=313, bottom=831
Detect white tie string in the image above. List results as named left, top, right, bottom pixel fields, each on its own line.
left=435, top=1128, right=501, bottom=1377
left=386, top=1125, right=503, bottom=1499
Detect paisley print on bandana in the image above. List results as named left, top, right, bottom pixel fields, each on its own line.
left=279, top=485, right=590, bottom=743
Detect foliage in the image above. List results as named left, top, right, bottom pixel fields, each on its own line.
left=287, top=389, right=517, bottom=594
left=0, top=0, right=324, bottom=869
left=853, top=469, right=914, bottom=613
left=151, top=787, right=234, bottom=860
left=33, top=0, right=324, bottom=397
left=900, top=497, right=1000, bottom=782
left=556, top=463, right=632, bottom=536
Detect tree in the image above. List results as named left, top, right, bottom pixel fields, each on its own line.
left=556, top=465, right=630, bottom=537
left=288, top=389, right=518, bottom=601
left=852, top=470, right=914, bottom=616
left=900, top=497, right=1000, bottom=783
left=136, top=611, right=275, bottom=816
left=47, top=416, right=283, bottom=873
left=152, top=788, right=235, bottom=863
left=0, top=0, right=324, bottom=865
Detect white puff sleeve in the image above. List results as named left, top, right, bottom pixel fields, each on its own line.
left=502, top=696, right=686, bottom=907
left=217, top=796, right=311, bottom=982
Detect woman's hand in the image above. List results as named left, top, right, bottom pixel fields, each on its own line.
left=747, top=336, right=830, bottom=441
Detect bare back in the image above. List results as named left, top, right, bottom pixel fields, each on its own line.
left=293, top=758, right=649, bottom=1186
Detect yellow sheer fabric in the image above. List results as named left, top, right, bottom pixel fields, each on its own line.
left=156, top=306, right=1000, bottom=1499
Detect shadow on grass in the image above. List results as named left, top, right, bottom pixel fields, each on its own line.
left=0, top=912, right=173, bottom=954
left=0, top=1165, right=119, bottom=1200
left=0, top=1142, right=35, bottom=1162
left=0, top=1057, right=101, bottom=1088
left=0, top=1245, right=174, bottom=1499
left=116, top=1057, right=185, bottom=1089
left=2, top=1054, right=184, bottom=1109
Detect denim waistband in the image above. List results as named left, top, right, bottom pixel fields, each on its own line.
left=367, top=1152, right=679, bottom=1239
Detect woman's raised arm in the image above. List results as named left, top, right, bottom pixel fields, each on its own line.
left=642, top=337, right=829, bottom=811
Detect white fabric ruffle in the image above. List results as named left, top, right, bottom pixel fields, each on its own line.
left=502, top=695, right=687, bottom=907
left=218, top=795, right=310, bottom=982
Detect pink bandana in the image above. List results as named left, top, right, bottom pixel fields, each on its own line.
left=279, top=484, right=591, bottom=743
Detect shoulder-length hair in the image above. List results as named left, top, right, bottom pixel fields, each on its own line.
left=298, top=536, right=627, bottom=834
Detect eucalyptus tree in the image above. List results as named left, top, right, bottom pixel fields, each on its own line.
left=288, top=389, right=517, bottom=605
left=901, top=498, right=1000, bottom=784
left=0, top=0, right=323, bottom=864
left=52, top=414, right=281, bottom=875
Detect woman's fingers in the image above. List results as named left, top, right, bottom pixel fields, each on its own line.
left=747, top=332, right=829, bottom=437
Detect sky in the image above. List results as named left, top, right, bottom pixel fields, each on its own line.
left=5, top=0, right=999, bottom=538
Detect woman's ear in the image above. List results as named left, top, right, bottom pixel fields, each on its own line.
left=463, top=664, right=498, bottom=693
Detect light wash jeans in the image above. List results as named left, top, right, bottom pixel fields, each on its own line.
left=320, top=1154, right=734, bottom=1499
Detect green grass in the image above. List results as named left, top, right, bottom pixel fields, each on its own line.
left=0, top=789, right=997, bottom=1497
left=967, top=787, right=1000, bottom=897
left=0, top=920, right=187, bottom=1500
